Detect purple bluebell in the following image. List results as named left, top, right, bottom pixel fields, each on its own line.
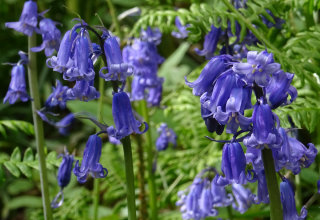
left=107, top=92, right=148, bottom=140
left=244, top=99, right=282, bottom=149
left=155, top=123, right=177, bottom=151
left=280, top=180, right=307, bottom=220
left=275, top=127, right=317, bottom=174
left=232, top=50, right=281, bottom=87
left=261, top=9, right=285, bottom=29
left=31, top=18, right=61, bottom=57
left=109, top=136, right=120, bottom=145
left=185, top=55, right=232, bottom=96
left=45, top=80, right=69, bottom=109
left=146, top=79, right=163, bottom=106
left=5, top=0, right=38, bottom=36
left=140, top=27, right=162, bottom=45
left=195, top=25, right=222, bottom=59
left=172, top=17, right=190, bottom=39
left=210, top=180, right=233, bottom=207
left=318, top=180, right=320, bottom=194
left=254, top=170, right=269, bottom=204
left=90, top=43, right=102, bottom=64
left=66, top=80, right=100, bottom=102
left=4, top=65, right=30, bottom=104
left=266, top=71, right=297, bottom=109
left=73, top=134, right=108, bottom=183
left=216, top=142, right=247, bottom=184
left=56, top=113, right=75, bottom=136
left=233, top=44, right=249, bottom=61
left=57, top=151, right=74, bottom=188
left=232, top=183, right=254, bottom=214
left=198, top=179, right=219, bottom=218
left=245, top=147, right=264, bottom=172
left=201, top=105, right=224, bottom=134
left=130, top=76, right=146, bottom=101
left=214, top=86, right=252, bottom=134
left=47, top=30, right=78, bottom=73
left=64, top=28, right=95, bottom=81
left=99, top=36, right=133, bottom=82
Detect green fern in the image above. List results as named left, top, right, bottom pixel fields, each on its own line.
left=0, top=120, right=34, bottom=138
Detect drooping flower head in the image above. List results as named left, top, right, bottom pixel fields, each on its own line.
left=47, top=30, right=78, bottom=73
left=172, top=16, right=190, bottom=39
left=231, top=183, right=255, bottom=214
left=99, top=36, right=133, bottom=81
left=155, top=123, right=177, bottom=151
left=4, top=65, right=30, bottom=104
left=280, top=180, right=307, bottom=220
left=200, top=105, right=224, bottom=134
left=5, top=0, right=38, bottom=36
left=45, top=80, right=69, bottom=109
left=57, top=151, right=74, bottom=188
left=140, top=27, right=162, bottom=45
left=56, top=113, right=75, bottom=136
left=66, top=80, right=100, bottom=102
left=31, top=18, right=61, bottom=57
left=73, top=134, right=108, bottom=183
left=195, top=25, right=222, bottom=59
left=107, top=92, right=148, bottom=140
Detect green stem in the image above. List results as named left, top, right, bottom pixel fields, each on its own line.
left=221, top=0, right=320, bottom=91
left=262, top=148, right=283, bottom=220
left=227, top=205, right=233, bottom=220
left=295, top=174, right=302, bottom=210
left=93, top=68, right=106, bottom=220
left=140, top=100, right=157, bottom=220
left=121, top=136, right=137, bottom=220
left=27, top=35, right=53, bottom=220
left=106, top=0, right=121, bottom=39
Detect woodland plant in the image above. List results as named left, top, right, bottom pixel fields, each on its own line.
left=1, top=0, right=320, bottom=220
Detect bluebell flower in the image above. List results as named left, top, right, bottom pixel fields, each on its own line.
left=275, top=127, right=317, bottom=174
left=4, top=65, right=30, bottom=104
left=31, top=18, right=61, bottom=57
left=155, top=123, right=177, bottom=151
left=185, top=55, right=232, bottom=96
left=146, top=79, right=163, bottom=106
left=5, top=0, right=38, bottom=36
left=266, top=71, right=297, bottom=109
left=73, top=134, right=108, bottom=183
left=318, top=180, right=320, bottom=194
left=195, top=25, right=222, bottom=59
left=90, top=43, right=102, bottom=64
left=231, top=183, right=254, bottom=214
left=232, top=50, right=281, bottom=87
left=57, top=151, right=74, bottom=188
left=66, top=80, right=100, bottom=101
left=109, top=136, right=121, bottom=145
left=172, top=17, right=190, bottom=39
left=198, top=179, right=219, bottom=218
left=261, top=9, right=285, bottom=29
left=140, top=27, right=162, bottom=45
left=245, top=147, right=264, bottom=172
left=216, top=142, right=247, bottom=185
left=99, top=36, right=133, bottom=81
left=201, top=105, right=224, bottom=134
left=280, top=180, right=307, bottom=220
left=45, top=80, right=69, bottom=109
left=244, top=99, right=282, bottom=149
left=254, top=170, right=269, bottom=204
left=130, top=76, right=146, bottom=101
left=47, top=30, right=78, bottom=73
left=214, top=86, right=252, bottom=134
left=56, top=113, right=75, bottom=136
left=232, top=44, right=249, bottom=61
left=107, top=92, right=148, bottom=140
left=64, top=28, right=95, bottom=81
left=210, top=180, right=233, bottom=207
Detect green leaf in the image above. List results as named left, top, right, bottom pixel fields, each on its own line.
left=10, top=147, right=21, bottom=162
left=7, top=196, right=42, bottom=209
left=23, top=147, right=34, bottom=162
left=16, top=163, right=32, bottom=178
left=3, top=161, right=20, bottom=177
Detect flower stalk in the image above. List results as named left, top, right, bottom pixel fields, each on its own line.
left=262, top=148, right=283, bottom=220
left=28, top=34, right=53, bottom=220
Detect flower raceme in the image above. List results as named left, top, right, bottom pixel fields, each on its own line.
left=155, top=123, right=177, bottom=151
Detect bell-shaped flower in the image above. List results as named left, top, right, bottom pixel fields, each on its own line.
left=275, top=127, right=317, bottom=174
left=47, top=30, right=78, bottom=73
left=244, top=99, right=282, bottom=149
left=214, top=86, right=252, bottom=134
left=45, top=80, right=69, bottom=109
left=31, top=18, right=61, bottom=57
left=195, top=25, right=222, bottom=59
left=232, top=50, right=281, bottom=87
left=90, top=43, right=102, bottom=64
left=210, top=180, right=233, bottom=207
left=56, top=113, right=75, bottom=136
left=254, top=170, right=269, bottom=204
left=245, top=147, right=264, bottom=172
left=201, top=105, right=224, bottom=134
left=99, top=36, right=133, bottom=82
left=232, top=183, right=255, bottom=214
left=155, top=123, right=177, bottom=151
left=185, top=55, right=232, bottom=96
left=73, top=134, right=108, bottom=183
left=130, top=76, right=146, bottom=101
left=107, top=92, right=148, bottom=140
left=57, top=151, right=74, bottom=188
left=172, top=16, right=190, bottom=39
left=4, top=65, right=30, bottom=104
left=266, top=70, right=297, bottom=109
left=280, top=180, right=307, bottom=220
left=146, top=78, right=163, bottom=106
left=66, top=80, right=100, bottom=102
left=5, top=0, right=38, bottom=36
left=140, top=27, right=162, bottom=45
left=64, top=29, right=95, bottom=81
left=216, top=142, right=247, bottom=184
left=198, top=179, right=219, bottom=217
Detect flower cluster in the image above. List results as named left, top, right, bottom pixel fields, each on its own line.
left=123, top=27, right=164, bottom=106
left=155, top=123, right=177, bottom=151
left=184, top=49, right=317, bottom=219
